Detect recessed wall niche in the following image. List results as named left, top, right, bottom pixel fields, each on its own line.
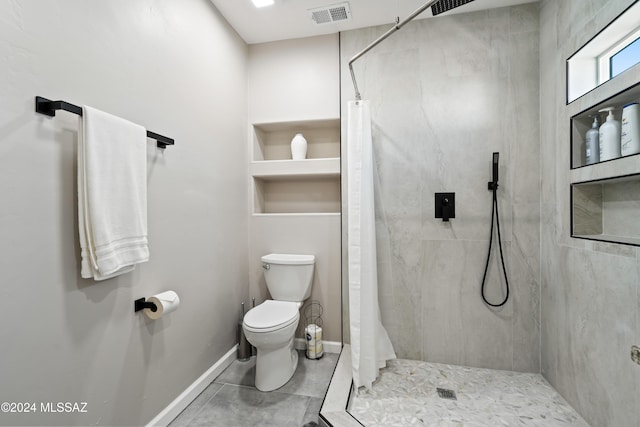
left=250, top=119, right=340, bottom=215
left=571, top=174, right=640, bottom=246
left=570, top=81, right=640, bottom=169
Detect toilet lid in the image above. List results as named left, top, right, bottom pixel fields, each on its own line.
left=243, top=300, right=299, bottom=330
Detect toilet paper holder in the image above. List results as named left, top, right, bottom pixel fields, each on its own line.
left=134, top=298, right=158, bottom=313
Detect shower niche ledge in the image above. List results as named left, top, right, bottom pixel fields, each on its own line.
left=571, top=174, right=640, bottom=246
left=571, top=81, right=640, bottom=170
left=250, top=118, right=340, bottom=215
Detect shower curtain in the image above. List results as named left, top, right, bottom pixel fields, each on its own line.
left=347, top=100, right=396, bottom=390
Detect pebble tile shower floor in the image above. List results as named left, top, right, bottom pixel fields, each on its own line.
left=349, top=359, right=590, bottom=426
left=169, top=350, right=338, bottom=427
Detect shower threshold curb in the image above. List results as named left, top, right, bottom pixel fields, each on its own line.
left=319, top=344, right=363, bottom=427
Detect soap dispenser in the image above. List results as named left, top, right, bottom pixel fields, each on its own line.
left=599, top=107, right=621, bottom=162
left=585, top=115, right=599, bottom=165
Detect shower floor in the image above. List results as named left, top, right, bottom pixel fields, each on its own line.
left=348, top=359, right=589, bottom=426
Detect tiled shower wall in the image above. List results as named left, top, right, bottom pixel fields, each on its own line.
left=340, top=3, right=540, bottom=372
left=540, top=0, right=640, bottom=425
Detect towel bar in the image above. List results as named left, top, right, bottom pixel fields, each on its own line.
left=35, top=96, right=175, bottom=149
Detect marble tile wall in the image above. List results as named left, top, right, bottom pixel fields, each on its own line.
left=340, top=3, right=540, bottom=372
left=539, top=0, right=640, bottom=425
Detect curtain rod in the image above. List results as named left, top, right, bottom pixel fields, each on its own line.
left=347, top=0, right=482, bottom=100
left=35, top=96, right=175, bottom=149
left=348, top=0, right=440, bottom=101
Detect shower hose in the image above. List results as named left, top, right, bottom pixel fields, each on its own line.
left=481, top=184, right=510, bottom=307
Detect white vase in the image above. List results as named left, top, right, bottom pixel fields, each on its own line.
left=291, top=133, right=307, bottom=160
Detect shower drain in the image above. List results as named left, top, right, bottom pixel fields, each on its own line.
left=436, top=388, right=457, bottom=400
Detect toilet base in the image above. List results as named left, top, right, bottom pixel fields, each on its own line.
left=254, top=337, right=298, bottom=392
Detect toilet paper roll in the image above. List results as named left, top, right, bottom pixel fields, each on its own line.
left=144, top=291, right=180, bottom=320
left=305, top=324, right=323, bottom=359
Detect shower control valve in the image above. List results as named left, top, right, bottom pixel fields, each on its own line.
left=435, top=192, right=455, bottom=222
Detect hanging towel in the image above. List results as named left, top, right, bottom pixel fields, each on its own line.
left=78, top=106, right=149, bottom=281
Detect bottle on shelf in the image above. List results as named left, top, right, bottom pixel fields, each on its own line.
left=585, top=115, right=599, bottom=165
left=621, top=102, right=640, bottom=157
left=291, top=133, right=307, bottom=160
left=598, top=107, right=621, bottom=162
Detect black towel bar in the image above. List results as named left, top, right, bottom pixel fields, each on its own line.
left=35, top=96, right=175, bottom=149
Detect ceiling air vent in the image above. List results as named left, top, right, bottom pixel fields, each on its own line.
left=309, top=2, right=352, bottom=25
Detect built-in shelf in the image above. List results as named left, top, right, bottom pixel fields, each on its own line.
left=250, top=119, right=340, bottom=214
left=253, top=212, right=341, bottom=217
left=570, top=154, right=640, bottom=184
left=569, top=74, right=640, bottom=247
left=571, top=81, right=640, bottom=169
left=250, top=158, right=340, bottom=180
left=253, top=176, right=340, bottom=214
left=253, top=118, right=340, bottom=161
left=571, top=174, right=640, bottom=247
left=573, top=234, right=640, bottom=246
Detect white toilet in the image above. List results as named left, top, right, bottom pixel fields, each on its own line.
left=242, top=253, right=315, bottom=392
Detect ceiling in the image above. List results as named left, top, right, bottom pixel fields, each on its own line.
left=210, top=0, right=537, bottom=45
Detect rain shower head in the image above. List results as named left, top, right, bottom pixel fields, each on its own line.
left=431, top=0, right=476, bottom=16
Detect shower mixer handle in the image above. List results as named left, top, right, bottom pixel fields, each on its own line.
left=442, top=198, right=451, bottom=222
left=435, top=193, right=455, bottom=222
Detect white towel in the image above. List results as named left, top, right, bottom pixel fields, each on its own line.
left=78, top=106, right=149, bottom=280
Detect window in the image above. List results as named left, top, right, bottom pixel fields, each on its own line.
left=611, top=35, right=640, bottom=78
left=598, top=27, right=640, bottom=84
left=567, top=1, right=640, bottom=103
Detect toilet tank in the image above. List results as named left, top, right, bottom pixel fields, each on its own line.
left=261, top=254, right=315, bottom=302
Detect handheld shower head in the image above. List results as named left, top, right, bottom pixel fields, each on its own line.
left=431, top=0, right=476, bottom=16
left=481, top=150, right=510, bottom=307
left=493, top=152, right=499, bottom=184
left=488, top=152, right=499, bottom=190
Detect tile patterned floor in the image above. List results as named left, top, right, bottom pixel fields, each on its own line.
left=169, top=350, right=338, bottom=427
left=349, top=359, right=590, bottom=427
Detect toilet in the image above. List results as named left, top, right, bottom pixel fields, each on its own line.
left=242, top=253, right=315, bottom=392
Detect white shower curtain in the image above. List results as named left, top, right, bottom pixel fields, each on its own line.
left=347, top=100, right=396, bottom=390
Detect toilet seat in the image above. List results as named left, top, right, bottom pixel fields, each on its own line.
left=243, top=300, right=299, bottom=333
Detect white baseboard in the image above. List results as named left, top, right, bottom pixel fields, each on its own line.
left=294, top=338, right=342, bottom=354
left=146, top=345, right=237, bottom=427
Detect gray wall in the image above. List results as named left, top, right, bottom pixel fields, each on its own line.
left=247, top=35, right=342, bottom=343
left=340, top=3, right=541, bottom=372
left=0, top=1, right=248, bottom=425
left=540, top=0, right=640, bottom=425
